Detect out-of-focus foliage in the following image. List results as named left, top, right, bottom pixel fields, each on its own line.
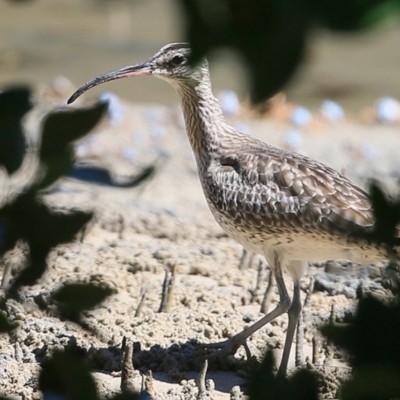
left=0, top=88, right=112, bottom=326
left=0, top=310, right=17, bottom=333
left=0, top=77, right=160, bottom=398
left=176, top=0, right=400, bottom=102
left=40, top=349, right=100, bottom=400
left=0, top=83, right=155, bottom=400
left=176, top=3, right=400, bottom=400
left=323, top=296, right=400, bottom=400
left=34, top=103, right=108, bottom=190
left=0, top=83, right=153, bottom=400
left=0, top=88, right=30, bottom=175
left=0, top=89, right=108, bottom=297
left=248, top=351, right=319, bottom=400
left=39, top=347, right=141, bottom=399
left=2, top=194, right=93, bottom=291
left=311, top=0, right=400, bottom=30
left=52, top=282, right=115, bottom=324
left=2, top=1, right=400, bottom=400
left=352, top=183, right=400, bottom=252
left=67, top=162, right=158, bottom=188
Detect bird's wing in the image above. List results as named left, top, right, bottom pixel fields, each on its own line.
left=207, top=144, right=375, bottom=236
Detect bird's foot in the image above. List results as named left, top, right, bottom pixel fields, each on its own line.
left=201, top=332, right=252, bottom=359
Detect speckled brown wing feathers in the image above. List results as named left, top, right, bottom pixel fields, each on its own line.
left=207, top=141, right=376, bottom=238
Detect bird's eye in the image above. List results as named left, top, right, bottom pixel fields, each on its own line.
left=171, top=55, right=185, bottom=66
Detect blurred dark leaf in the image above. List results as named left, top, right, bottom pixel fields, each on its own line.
left=248, top=350, right=319, bottom=400
left=39, top=348, right=99, bottom=400
left=67, top=162, right=157, bottom=188
left=109, top=394, right=140, bottom=400
left=0, top=221, right=6, bottom=249
left=288, top=369, right=320, bottom=400
left=129, top=164, right=158, bottom=188
left=322, top=296, right=400, bottom=369
left=12, top=194, right=92, bottom=247
left=67, top=163, right=116, bottom=186
left=360, top=1, right=400, bottom=28
left=311, top=0, right=400, bottom=31
left=52, top=282, right=114, bottom=322
left=35, top=101, right=108, bottom=189
left=341, top=365, right=400, bottom=400
left=249, top=351, right=285, bottom=399
left=177, top=0, right=308, bottom=102
left=322, top=296, right=400, bottom=400
left=11, top=243, right=50, bottom=292
left=369, top=183, right=400, bottom=246
left=0, top=220, right=19, bottom=257
left=351, top=183, right=400, bottom=251
left=36, top=147, right=74, bottom=192
left=0, top=87, right=31, bottom=175
left=0, top=310, right=17, bottom=333
left=177, top=0, right=400, bottom=102
left=0, top=193, right=93, bottom=291
left=40, top=102, right=108, bottom=154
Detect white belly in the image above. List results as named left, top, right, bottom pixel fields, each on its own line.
left=215, top=212, right=385, bottom=265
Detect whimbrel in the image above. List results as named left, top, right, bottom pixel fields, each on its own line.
left=68, top=43, right=399, bottom=376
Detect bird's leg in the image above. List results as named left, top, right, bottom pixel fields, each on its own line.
left=204, top=268, right=291, bottom=357
left=260, top=267, right=275, bottom=313
left=295, top=275, right=314, bottom=368
left=277, top=279, right=302, bottom=377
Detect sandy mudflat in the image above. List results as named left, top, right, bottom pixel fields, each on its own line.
left=0, top=81, right=400, bottom=399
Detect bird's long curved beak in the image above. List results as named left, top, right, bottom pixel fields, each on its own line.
left=67, top=62, right=152, bottom=104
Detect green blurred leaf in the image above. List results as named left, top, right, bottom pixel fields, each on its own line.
left=0, top=310, right=17, bottom=333
left=52, top=282, right=114, bottom=322
left=0, top=87, right=31, bottom=175
left=39, top=348, right=99, bottom=400
left=360, top=0, right=400, bottom=28
left=311, top=0, right=400, bottom=31
left=35, top=101, right=108, bottom=189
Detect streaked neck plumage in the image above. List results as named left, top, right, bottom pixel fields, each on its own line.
left=168, top=70, right=233, bottom=169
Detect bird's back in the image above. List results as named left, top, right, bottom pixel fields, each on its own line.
left=199, top=129, right=395, bottom=264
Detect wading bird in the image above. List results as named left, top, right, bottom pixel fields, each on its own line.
left=68, top=43, right=398, bottom=376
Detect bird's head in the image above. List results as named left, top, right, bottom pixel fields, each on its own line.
left=68, top=42, right=208, bottom=104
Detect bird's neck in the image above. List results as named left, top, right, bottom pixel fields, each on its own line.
left=174, top=77, right=230, bottom=166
